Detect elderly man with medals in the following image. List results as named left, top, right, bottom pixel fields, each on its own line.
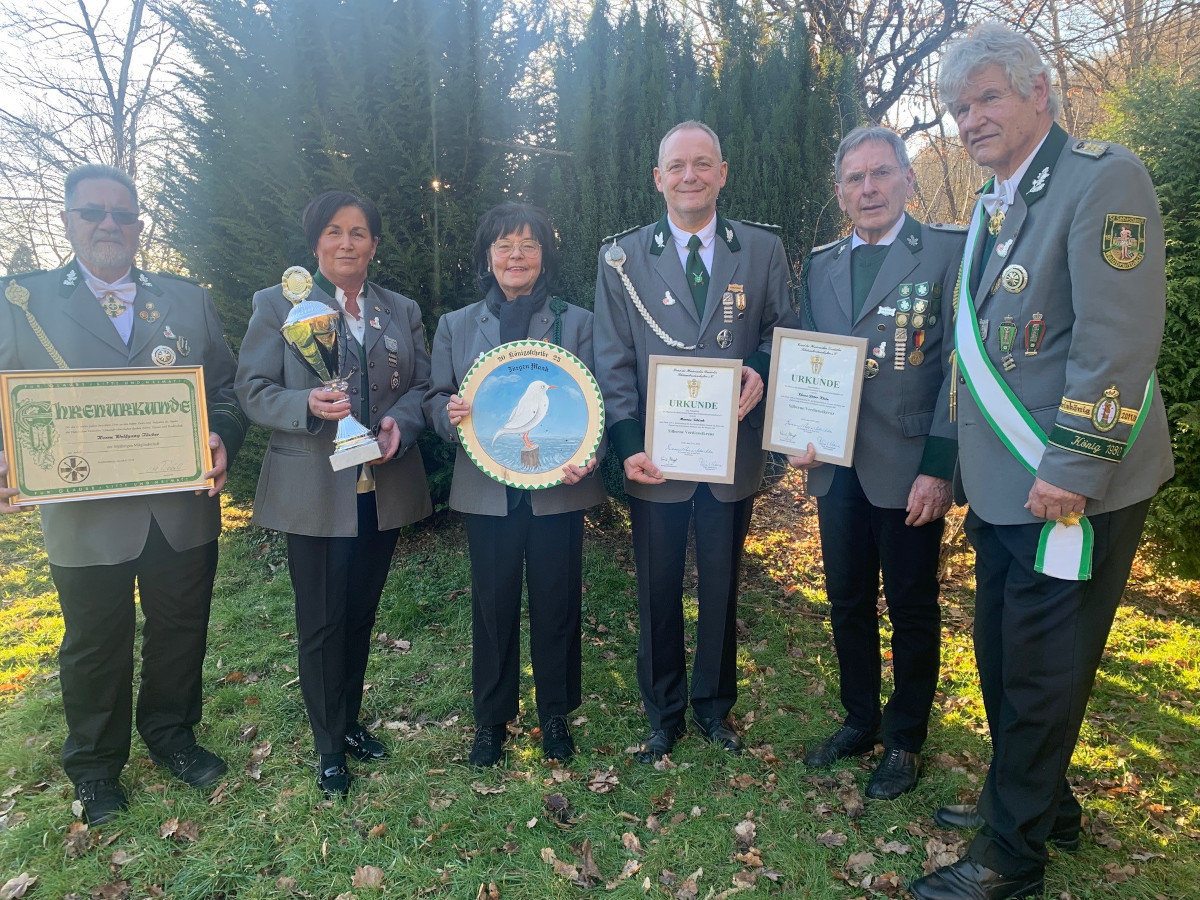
left=0, top=164, right=248, bottom=825
left=592, top=120, right=796, bottom=762
left=792, top=126, right=965, bottom=801
left=907, top=23, right=1174, bottom=900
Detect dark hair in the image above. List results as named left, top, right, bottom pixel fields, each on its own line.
left=64, top=164, right=138, bottom=211
left=301, top=190, right=382, bottom=253
left=471, top=202, right=559, bottom=293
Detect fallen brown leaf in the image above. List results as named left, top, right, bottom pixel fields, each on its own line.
left=368, top=823, right=387, bottom=838
left=63, top=821, right=92, bottom=858
left=352, top=865, right=385, bottom=889
left=586, top=768, right=619, bottom=794
left=875, top=838, right=912, bottom=855
left=0, top=874, right=37, bottom=900
left=816, top=830, right=848, bottom=848
left=276, top=877, right=297, bottom=892
left=475, top=883, right=499, bottom=900
left=622, top=831, right=644, bottom=856
left=837, top=786, right=866, bottom=819
left=734, top=818, right=756, bottom=849
left=471, top=782, right=506, bottom=795
left=89, top=882, right=130, bottom=900
left=845, top=850, right=876, bottom=874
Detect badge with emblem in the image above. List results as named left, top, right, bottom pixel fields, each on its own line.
left=138, top=302, right=160, bottom=322
left=915, top=282, right=930, bottom=298
left=163, top=325, right=176, bottom=339
left=384, top=335, right=398, bottom=353
left=1001, top=264, right=1029, bottom=293
left=894, top=327, right=908, bottom=371
left=1028, top=167, right=1050, bottom=194
left=722, top=291, right=734, bottom=323
left=63, top=269, right=78, bottom=287
left=979, top=319, right=989, bottom=342
left=390, top=371, right=401, bottom=391
left=897, top=297, right=912, bottom=313
left=996, top=238, right=1013, bottom=258
left=864, top=358, right=879, bottom=379
left=913, top=297, right=929, bottom=314
left=282, top=266, right=313, bottom=305
left=369, top=316, right=381, bottom=330
left=605, top=243, right=627, bottom=266
left=898, top=284, right=912, bottom=299
left=100, top=292, right=124, bottom=318
left=998, top=316, right=1018, bottom=371
left=896, top=312, right=910, bottom=328
left=1092, top=385, right=1122, bottom=432
left=151, top=345, right=176, bottom=366
left=716, top=329, right=733, bottom=349
left=1024, top=313, right=1045, bottom=356
left=1102, top=214, right=1146, bottom=270
left=138, top=272, right=153, bottom=288
left=654, top=232, right=665, bottom=249
left=729, top=284, right=746, bottom=310
left=911, top=313, right=926, bottom=329
left=906, top=234, right=919, bottom=248
left=176, top=336, right=190, bottom=357
left=872, top=341, right=887, bottom=358
left=931, top=283, right=943, bottom=300
left=663, top=292, right=676, bottom=306
left=878, top=305, right=896, bottom=317
left=909, top=330, right=926, bottom=366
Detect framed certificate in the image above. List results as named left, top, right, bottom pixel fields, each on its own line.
left=645, top=355, right=740, bottom=484
left=457, top=340, right=605, bottom=489
left=1, top=367, right=213, bottom=506
left=762, top=329, right=869, bottom=466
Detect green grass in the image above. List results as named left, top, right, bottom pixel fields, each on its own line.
left=1, top=475, right=1198, bottom=899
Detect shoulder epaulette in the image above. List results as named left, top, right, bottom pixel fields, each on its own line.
left=601, top=225, right=640, bottom=245
left=733, top=219, right=782, bottom=233
left=1072, top=140, right=1109, bottom=159
left=929, top=222, right=968, bottom=233
left=153, top=271, right=203, bottom=285
left=4, top=269, right=47, bottom=281
left=809, top=236, right=848, bottom=255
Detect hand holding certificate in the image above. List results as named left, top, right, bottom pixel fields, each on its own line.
left=644, top=356, right=741, bottom=484
left=763, top=329, right=869, bottom=466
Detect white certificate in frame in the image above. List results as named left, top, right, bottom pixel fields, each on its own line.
left=762, top=329, right=868, bottom=466
left=644, top=355, right=740, bottom=484
left=0, top=366, right=213, bottom=506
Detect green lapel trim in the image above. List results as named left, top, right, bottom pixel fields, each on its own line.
left=313, top=270, right=338, bottom=302
left=649, top=215, right=670, bottom=256
left=897, top=214, right=922, bottom=254
left=58, top=260, right=84, bottom=297
left=132, top=267, right=163, bottom=296
left=715, top=213, right=741, bottom=253
left=1019, top=123, right=1068, bottom=207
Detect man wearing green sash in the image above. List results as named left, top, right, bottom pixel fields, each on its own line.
left=909, top=23, right=1174, bottom=900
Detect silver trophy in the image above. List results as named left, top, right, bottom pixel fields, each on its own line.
left=279, top=267, right=381, bottom=471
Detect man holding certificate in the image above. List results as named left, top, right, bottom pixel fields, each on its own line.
left=908, top=24, right=1174, bottom=900
left=593, top=121, right=795, bottom=762
left=792, top=127, right=963, bottom=800
left=0, top=165, right=247, bottom=825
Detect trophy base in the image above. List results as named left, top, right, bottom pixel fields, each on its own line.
left=330, top=437, right=382, bottom=471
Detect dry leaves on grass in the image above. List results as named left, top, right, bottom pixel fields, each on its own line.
left=586, top=768, right=619, bottom=793
left=874, top=838, right=912, bottom=855
left=837, top=785, right=866, bottom=818
left=470, top=782, right=506, bottom=795
left=0, top=874, right=36, bottom=900
left=109, top=850, right=139, bottom=868
left=540, top=840, right=602, bottom=889
left=671, top=867, right=703, bottom=900
left=845, top=850, right=876, bottom=874
left=622, top=832, right=644, bottom=856
left=276, top=877, right=297, bottom=893
left=351, top=865, right=385, bottom=890
left=63, top=821, right=94, bottom=858
left=244, top=740, right=272, bottom=781
left=159, top=817, right=200, bottom=842
left=475, top=883, right=499, bottom=900
left=923, top=837, right=966, bottom=874
left=89, top=882, right=130, bottom=900
left=733, top=817, right=756, bottom=849
left=543, top=793, right=578, bottom=828
left=816, top=830, right=848, bottom=848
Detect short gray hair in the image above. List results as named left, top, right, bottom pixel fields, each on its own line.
left=938, top=22, right=1061, bottom=119
left=833, top=126, right=911, bottom=183
left=64, top=164, right=139, bottom=211
left=657, top=120, right=723, bottom=168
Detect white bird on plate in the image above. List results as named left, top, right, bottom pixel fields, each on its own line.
left=492, top=380, right=557, bottom=448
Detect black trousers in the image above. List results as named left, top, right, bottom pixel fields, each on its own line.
left=964, top=499, right=1151, bottom=876
left=629, top=485, right=754, bottom=729
left=465, top=504, right=583, bottom=727
left=816, top=467, right=943, bottom=750
left=286, top=491, right=399, bottom=755
left=49, top=519, right=217, bottom=784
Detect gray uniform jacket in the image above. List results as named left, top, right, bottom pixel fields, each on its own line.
left=593, top=214, right=797, bottom=503
left=235, top=281, right=432, bottom=536
left=423, top=296, right=607, bottom=516
left=803, top=214, right=964, bottom=508
left=956, top=124, right=1174, bottom=524
left=0, top=261, right=247, bottom=567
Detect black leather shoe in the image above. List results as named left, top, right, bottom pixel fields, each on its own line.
left=933, top=804, right=1081, bottom=851
left=803, top=724, right=879, bottom=768
left=865, top=747, right=921, bottom=799
left=691, top=715, right=743, bottom=754
left=148, top=743, right=227, bottom=788
left=344, top=723, right=388, bottom=761
left=74, top=779, right=127, bottom=825
left=469, top=724, right=508, bottom=768
left=908, top=859, right=1044, bottom=900
left=541, top=715, right=576, bottom=761
left=318, top=763, right=350, bottom=798
left=634, top=723, right=686, bottom=764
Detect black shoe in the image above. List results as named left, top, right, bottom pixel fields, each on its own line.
left=803, top=724, right=879, bottom=768
left=74, top=779, right=127, bottom=826
left=344, top=723, right=388, bottom=761
left=469, top=724, right=507, bottom=768
left=318, top=763, right=350, bottom=798
left=541, top=715, right=575, bottom=762
left=865, top=747, right=921, bottom=800
left=148, top=743, right=227, bottom=788
left=691, top=714, right=743, bottom=754
left=634, top=723, right=686, bottom=764
left=933, top=804, right=1081, bottom=851
left=908, top=859, right=1044, bottom=900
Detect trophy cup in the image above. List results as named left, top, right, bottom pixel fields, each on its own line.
left=279, top=266, right=381, bottom=471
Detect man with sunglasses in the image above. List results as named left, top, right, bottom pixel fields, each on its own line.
left=0, top=164, right=248, bottom=826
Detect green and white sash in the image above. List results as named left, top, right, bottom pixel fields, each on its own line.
left=954, top=201, right=1154, bottom=580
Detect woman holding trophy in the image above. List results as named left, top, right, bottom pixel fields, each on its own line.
left=423, top=203, right=604, bottom=767
left=236, top=190, right=432, bottom=797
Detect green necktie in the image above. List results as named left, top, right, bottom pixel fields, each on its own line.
left=686, top=234, right=708, bottom=317
left=851, top=244, right=888, bottom=321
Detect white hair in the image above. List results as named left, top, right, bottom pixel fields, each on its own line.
left=833, top=126, right=911, bottom=182
left=938, top=22, right=1061, bottom=119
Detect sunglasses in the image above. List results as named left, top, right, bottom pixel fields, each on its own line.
left=67, top=207, right=140, bottom=226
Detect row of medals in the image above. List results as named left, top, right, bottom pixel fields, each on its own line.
left=864, top=283, right=941, bottom=379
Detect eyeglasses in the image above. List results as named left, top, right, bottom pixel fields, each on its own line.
left=840, top=167, right=901, bottom=188
left=491, top=240, right=542, bottom=257
left=67, top=207, right=140, bottom=226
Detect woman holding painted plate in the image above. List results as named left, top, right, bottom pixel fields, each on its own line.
left=235, top=190, right=432, bottom=797
left=423, top=202, right=604, bottom=767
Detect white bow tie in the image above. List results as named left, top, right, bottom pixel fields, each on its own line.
left=980, top=179, right=1016, bottom=217
left=86, top=278, right=136, bottom=306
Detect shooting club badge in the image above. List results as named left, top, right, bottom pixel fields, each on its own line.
left=1102, top=214, right=1146, bottom=270
left=1092, top=385, right=1121, bottom=432
left=727, top=283, right=746, bottom=310
left=151, top=345, right=177, bottom=366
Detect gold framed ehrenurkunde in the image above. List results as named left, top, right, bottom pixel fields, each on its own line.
left=645, top=355, right=741, bottom=484
left=762, top=328, right=868, bottom=466
left=1, top=367, right=213, bottom=505
left=457, top=341, right=604, bottom=489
